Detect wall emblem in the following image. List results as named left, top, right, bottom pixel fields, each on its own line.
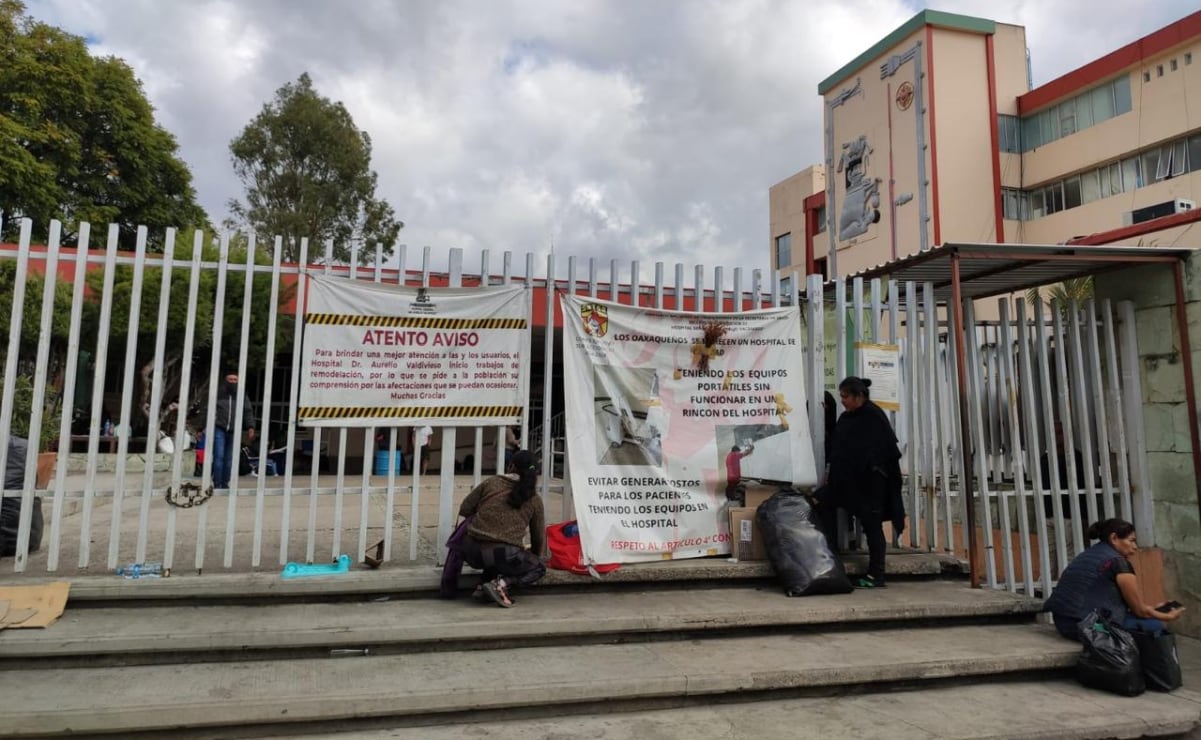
left=896, top=81, right=914, bottom=111
left=836, top=135, right=882, bottom=242
left=581, top=303, right=608, bottom=338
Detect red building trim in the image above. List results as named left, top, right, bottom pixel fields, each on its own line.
left=1066, top=208, right=1201, bottom=246
left=986, top=35, right=1005, bottom=244
left=925, top=26, right=942, bottom=247
left=803, top=191, right=826, bottom=276
left=1019, top=10, right=1201, bottom=115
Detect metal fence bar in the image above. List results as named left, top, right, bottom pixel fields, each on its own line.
left=108, top=227, right=150, bottom=571
left=47, top=222, right=91, bottom=571
left=196, top=232, right=231, bottom=572
left=280, top=237, right=309, bottom=565
left=1016, top=298, right=1052, bottom=595
left=307, top=239, right=334, bottom=564
left=1066, top=301, right=1099, bottom=524
left=164, top=231, right=203, bottom=570
left=991, top=301, right=1016, bottom=591
left=1033, top=298, right=1069, bottom=574
left=1051, top=302, right=1085, bottom=555
left=252, top=236, right=284, bottom=568
left=78, top=225, right=119, bottom=568
left=354, top=244, right=375, bottom=568
left=904, top=282, right=919, bottom=549
left=1083, top=300, right=1116, bottom=520
left=222, top=233, right=257, bottom=569
left=1101, top=300, right=1134, bottom=523
left=999, top=299, right=1033, bottom=594
left=964, top=300, right=998, bottom=588
left=14, top=221, right=62, bottom=571
left=135, top=228, right=176, bottom=565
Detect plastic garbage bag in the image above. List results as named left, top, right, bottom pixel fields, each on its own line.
left=0, top=437, right=43, bottom=557
left=756, top=490, right=853, bottom=597
left=1132, top=629, right=1183, bottom=692
left=1076, top=610, right=1145, bottom=696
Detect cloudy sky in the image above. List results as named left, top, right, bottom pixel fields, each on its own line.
left=26, top=0, right=1199, bottom=279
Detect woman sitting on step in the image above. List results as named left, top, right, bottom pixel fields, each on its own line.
left=457, top=449, right=546, bottom=608
left=1044, top=517, right=1185, bottom=640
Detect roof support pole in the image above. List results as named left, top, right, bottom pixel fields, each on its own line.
left=1172, top=260, right=1201, bottom=530
left=950, top=251, right=981, bottom=587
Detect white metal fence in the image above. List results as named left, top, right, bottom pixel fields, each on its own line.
left=0, top=218, right=1152, bottom=591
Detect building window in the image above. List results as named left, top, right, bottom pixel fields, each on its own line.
left=779, top=276, right=793, bottom=302
left=1018, top=76, right=1131, bottom=151
left=813, top=205, right=827, bottom=234
left=1157, top=64, right=1164, bottom=77
left=775, top=233, right=792, bottom=269
left=1186, top=52, right=1193, bottom=66
left=1171, top=59, right=1179, bottom=72
left=998, top=114, right=1022, bottom=153
left=1143, top=71, right=1152, bottom=82
left=1009, top=129, right=1201, bottom=221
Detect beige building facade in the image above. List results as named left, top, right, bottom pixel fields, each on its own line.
left=771, top=9, right=1201, bottom=280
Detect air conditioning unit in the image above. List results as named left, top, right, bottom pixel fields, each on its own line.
left=1122, top=198, right=1196, bottom=226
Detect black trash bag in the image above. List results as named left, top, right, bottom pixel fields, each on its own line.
left=1076, top=611, right=1145, bottom=696
left=756, top=490, right=853, bottom=597
left=0, top=436, right=44, bottom=558
left=1132, top=629, right=1183, bottom=692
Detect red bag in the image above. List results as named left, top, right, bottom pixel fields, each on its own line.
left=546, top=520, right=621, bottom=577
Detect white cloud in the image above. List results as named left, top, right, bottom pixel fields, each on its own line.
left=25, top=0, right=1200, bottom=281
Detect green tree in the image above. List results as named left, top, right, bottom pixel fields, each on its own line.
left=0, top=0, right=209, bottom=248
left=1025, top=277, right=1095, bottom=314
left=228, top=73, right=402, bottom=264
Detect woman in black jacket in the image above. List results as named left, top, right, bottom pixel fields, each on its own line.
left=823, top=376, right=904, bottom=588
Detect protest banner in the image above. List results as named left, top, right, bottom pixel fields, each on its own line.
left=561, top=294, right=817, bottom=564
left=298, top=276, right=529, bottom=426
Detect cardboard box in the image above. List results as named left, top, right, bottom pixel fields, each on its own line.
left=743, top=483, right=778, bottom=511
left=729, top=506, right=768, bottom=561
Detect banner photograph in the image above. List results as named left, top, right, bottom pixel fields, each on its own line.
left=561, top=294, right=817, bottom=565
left=298, top=277, right=530, bottom=427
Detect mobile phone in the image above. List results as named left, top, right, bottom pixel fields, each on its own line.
left=1157, top=600, right=1183, bottom=611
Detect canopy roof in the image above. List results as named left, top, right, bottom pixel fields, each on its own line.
left=827, top=243, right=1196, bottom=302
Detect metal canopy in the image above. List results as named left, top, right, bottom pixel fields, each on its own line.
left=826, top=242, right=1197, bottom=302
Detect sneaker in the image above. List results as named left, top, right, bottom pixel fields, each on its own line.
left=855, top=575, right=886, bottom=589
left=471, top=584, right=487, bottom=601
left=482, top=578, right=514, bottom=608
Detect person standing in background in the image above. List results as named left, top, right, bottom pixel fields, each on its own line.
left=211, top=373, right=255, bottom=488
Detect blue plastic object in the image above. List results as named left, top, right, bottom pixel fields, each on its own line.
left=116, top=562, right=167, bottom=579
left=281, top=554, right=353, bottom=579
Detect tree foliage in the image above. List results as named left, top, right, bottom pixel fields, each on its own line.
left=228, top=73, right=402, bottom=264
left=0, top=0, right=209, bottom=248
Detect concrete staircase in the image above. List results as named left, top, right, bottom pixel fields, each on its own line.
left=1, top=554, right=1199, bottom=739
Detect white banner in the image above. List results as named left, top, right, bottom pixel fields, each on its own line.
left=561, top=295, right=816, bottom=564
left=298, top=276, right=529, bottom=426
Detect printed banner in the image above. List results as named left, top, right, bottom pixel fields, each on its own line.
left=857, top=342, right=901, bottom=411
left=298, top=277, right=529, bottom=427
left=561, top=294, right=817, bottom=564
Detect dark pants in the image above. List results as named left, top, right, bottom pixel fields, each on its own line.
left=212, top=427, right=236, bottom=488
left=460, top=536, right=546, bottom=588
left=815, top=480, right=887, bottom=581
left=1053, top=612, right=1168, bottom=641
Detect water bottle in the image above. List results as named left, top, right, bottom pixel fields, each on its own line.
left=116, top=562, right=167, bottom=579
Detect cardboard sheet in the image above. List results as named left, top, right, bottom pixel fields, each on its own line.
left=0, top=582, right=70, bottom=629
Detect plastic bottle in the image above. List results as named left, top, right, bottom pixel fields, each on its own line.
left=115, top=562, right=168, bottom=579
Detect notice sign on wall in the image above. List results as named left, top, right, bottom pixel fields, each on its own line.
left=561, top=294, right=817, bottom=565
left=856, top=342, right=900, bottom=411
left=298, top=276, right=529, bottom=427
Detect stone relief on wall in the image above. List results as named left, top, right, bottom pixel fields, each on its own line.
left=836, top=134, right=881, bottom=241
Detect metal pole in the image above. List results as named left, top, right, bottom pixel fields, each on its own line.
left=1172, top=260, right=1201, bottom=527
left=949, top=251, right=981, bottom=588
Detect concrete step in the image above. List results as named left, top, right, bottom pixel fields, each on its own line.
left=286, top=681, right=1201, bottom=740
left=12, top=550, right=966, bottom=605
left=0, top=623, right=1083, bottom=738
left=0, top=581, right=1039, bottom=667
